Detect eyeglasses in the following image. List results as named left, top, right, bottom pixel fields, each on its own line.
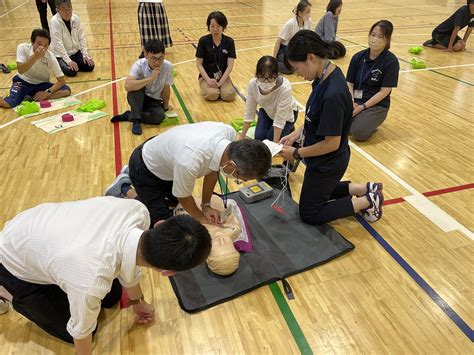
left=256, top=76, right=278, bottom=83
left=149, top=55, right=165, bottom=62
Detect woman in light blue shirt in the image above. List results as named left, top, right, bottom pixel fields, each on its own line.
left=315, top=0, right=346, bottom=59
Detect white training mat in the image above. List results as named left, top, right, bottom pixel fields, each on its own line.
left=31, top=110, right=107, bottom=134
left=17, top=97, right=81, bottom=118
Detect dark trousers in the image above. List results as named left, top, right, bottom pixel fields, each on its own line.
left=254, top=108, right=297, bottom=141
left=35, top=0, right=56, bottom=32
left=299, top=152, right=355, bottom=225
left=129, top=143, right=177, bottom=227
left=128, top=89, right=166, bottom=124
left=57, top=51, right=95, bottom=77
left=0, top=264, right=122, bottom=344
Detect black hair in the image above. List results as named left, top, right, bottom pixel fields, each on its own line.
left=468, top=0, right=474, bottom=6
left=139, top=215, right=211, bottom=271
left=144, top=39, right=165, bottom=54
left=292, top=0, right=312, bottom=17
left=369, top=20, right=394, bottom=50
left=227, top=139, right=272, bottom=179
left=206, top=11, right=228, bottom=30
left=327, top=41, right=346, bottom=59
left=31, top=28, right=51, bottom=44
left=326, top=0, right=342, bottom=14
left=255, top=56, right=279, bottom=78
left=286, top=30, right=344, bottom=64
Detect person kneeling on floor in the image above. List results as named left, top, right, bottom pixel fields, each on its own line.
left=0, top=197, right=211, bottom=355
left=0, top=28, right=71, bottom=109
left=111, top=39, right=174, bottom=135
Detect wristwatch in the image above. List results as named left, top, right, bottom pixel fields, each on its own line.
left=293, top=148, right=301, bottom=160
left=201, top=202, right=211, bottom=209
left=127, top=295, right=145, bottom=305
left=46, top=89, right=52, bottom=95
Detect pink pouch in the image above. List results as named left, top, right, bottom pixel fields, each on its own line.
left=62, top=113, right=74, bottom=122
left=40, top=100, right=51, bottom=108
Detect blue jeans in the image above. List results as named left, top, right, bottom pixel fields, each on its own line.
left=254, top=108, right=297, bottom=141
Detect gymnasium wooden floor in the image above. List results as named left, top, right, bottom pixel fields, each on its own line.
left=0, top=0, right=473, bottom=353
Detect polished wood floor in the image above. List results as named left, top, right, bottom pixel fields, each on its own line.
left=0, top=0, right=473, bottom=353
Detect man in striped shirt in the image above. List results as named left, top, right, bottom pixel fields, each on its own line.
left=0, top=196, right=211, bottom=355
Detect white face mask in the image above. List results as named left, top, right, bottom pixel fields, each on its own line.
left=258, top=81, right=276, bottom=93
left=368, top=37, right=386, bottom=51
left=220, top=165, right=236, bottom=179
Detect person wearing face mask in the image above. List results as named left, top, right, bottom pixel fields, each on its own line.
left=315, top=0, right=346, bottom=59
left=105, top=122, right=272, bottom=227
left=273, top=0, right=312, bottom=74
left=346, top=20, right=399, bottom=141
left=110, top=39, right=174, bottom=135
left=0, top=29, right=71, bottom=109
left=239, top=56, right=298, bottom=143
left=279, top=30, right=384, bottom=225
left=196, top=11, right=236, bottom=101
left=49, top=0, right=95, bottom=77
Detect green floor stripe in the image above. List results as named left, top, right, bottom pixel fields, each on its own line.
left=269, top=283, right=313, bottom=355
left=172, top=82, right=312, bottom=354
left=171, top=84, right=193, bottom=124
left=340, top=37, right=473, bottom=86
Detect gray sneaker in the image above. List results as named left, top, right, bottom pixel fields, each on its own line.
left=104, top=173, right=132, bottom=197
left=361, top=190, right=384, bottom=222
left=0, top=299, right=8, bottom=315
left=120, top=165, right=129, bottom=176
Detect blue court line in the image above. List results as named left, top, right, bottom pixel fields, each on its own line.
left=356, top=215, right=474, bottom=342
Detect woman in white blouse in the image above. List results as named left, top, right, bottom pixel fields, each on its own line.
left=239, top=56, right=298, bottom=143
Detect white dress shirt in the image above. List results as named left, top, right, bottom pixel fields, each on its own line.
left=142, top=122, right=236, bottom=198
left=0, top=197, right=150, bottom=339
left=278, top=17, right=312, bottom=45
left=16, top=43, right=64, bottom=84
left=49, top=13, right=89, bottom=64
left=129, top=58, right=173, bottom=100
left=244, top=77, right=298, bottom=129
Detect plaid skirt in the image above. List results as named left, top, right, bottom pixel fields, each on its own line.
left=138, top=2, right=173, bottom=48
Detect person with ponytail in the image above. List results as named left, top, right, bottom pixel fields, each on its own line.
left=279, top=30, right=384, bottom=225
left=346, top=20, right=399, bottom=141
left=315, top=0, right=346, bottom=59
left=239, top=56, right=298, bottom=143
left=273, top=1, right=312, bottom=74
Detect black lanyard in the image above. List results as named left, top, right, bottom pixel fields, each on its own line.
left=357, top=57, right=377, bottom=90
left=212, top=42, right=222, bottom=73
left=306, top=61, right=331, bottom=117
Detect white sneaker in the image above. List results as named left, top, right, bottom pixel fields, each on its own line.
left=120, top=165, right=129, bottom=176
left=362, top=190, right=384, bottom=222
left=104, top=173, right=132, bottom=198
left=0, top=299, right=9, bottom=315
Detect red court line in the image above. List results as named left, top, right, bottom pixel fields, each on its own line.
left=384, top=183, right=474, bottom=205
left=108, top=0, right=122, bottom=176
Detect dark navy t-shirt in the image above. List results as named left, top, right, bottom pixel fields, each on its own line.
left=434, top=5, right=474, bottom=34
left=346, top=48, right=399, bottom=109
left=303, top=67, right=352, bottom=172
left=195, top=34, right=236, bottom=79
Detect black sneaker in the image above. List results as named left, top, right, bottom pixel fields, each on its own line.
left=132, top=120, right=142, bottom=135
left=0, top=64, right=10, bottom=74
left=423, top=39, right=434, bottom=47
left=110, top=110, right=131, bottom=122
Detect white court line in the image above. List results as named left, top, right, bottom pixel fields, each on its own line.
left=0, top=0, right=29, bottom=18
left=289, top=63, right=474, bottom=86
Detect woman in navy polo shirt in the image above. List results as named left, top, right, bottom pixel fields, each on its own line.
left=195, top=11, right=236, bottom=102
left=279, top=30, right=384, bottom=225
left=346, top=20, right=400, bottom=141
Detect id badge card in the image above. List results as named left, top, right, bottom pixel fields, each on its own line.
left=354, top=90, right=363, bottom=99
left=214, top=70, right=223, bottom=80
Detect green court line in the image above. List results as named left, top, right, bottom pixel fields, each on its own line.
left=172, top=82, right=313, bottom=355
left=269, top=283, right=313, bottom=355
left=171, top=84, right=193, bottom=124
left=340, top=37, right=473, bottom=86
